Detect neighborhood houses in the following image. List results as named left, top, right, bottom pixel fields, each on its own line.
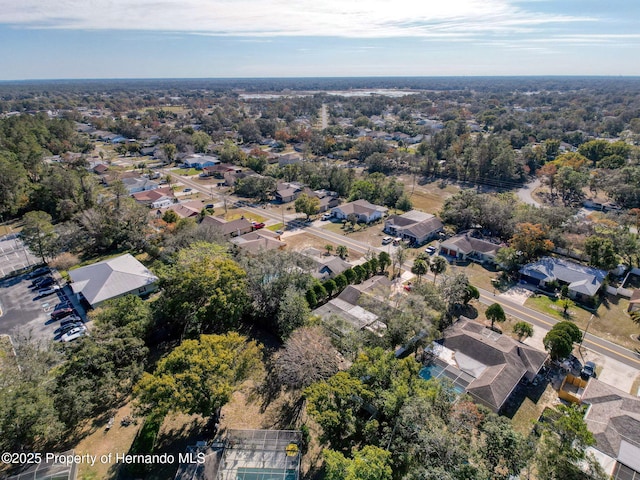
left=1, top=77, right=640, bottom=480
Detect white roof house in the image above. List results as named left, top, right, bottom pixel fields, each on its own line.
left=69, top=254, right=158, bottom=308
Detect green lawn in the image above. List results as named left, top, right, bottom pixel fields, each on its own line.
left=171, top=167, right=201, bottom=176
left=267, top=223, right=284, bottom=232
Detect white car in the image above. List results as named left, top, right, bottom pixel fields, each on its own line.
left=38, top=285, right=60, bottom=296
left=60, top=326, right=87, bottom=342
left=321, top=213, right=332, bottom=221
left=382, top=236, right=393, bottom=245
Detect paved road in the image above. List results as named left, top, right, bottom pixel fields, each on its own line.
left=320, top=104, right=328, bottom=130
left=516, top=178, right=541, bottom=207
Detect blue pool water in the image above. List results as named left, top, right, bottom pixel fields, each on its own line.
left=419, top=364, right=466, bottom=394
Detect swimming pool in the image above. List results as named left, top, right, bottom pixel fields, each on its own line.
left=419, top=364, right=467, bottom=394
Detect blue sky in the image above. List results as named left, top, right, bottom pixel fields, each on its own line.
left=0, top=0, right=639, bottom=80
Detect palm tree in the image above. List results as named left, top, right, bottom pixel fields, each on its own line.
left=411, top=258, right=429, bottom=283
left=429, top=255, right=448, bottom=284
left=486, top=303, right=506, bottom=331
left=325, top=244, right=334, bottom=256
left=336, top=245, right=348, bottom=260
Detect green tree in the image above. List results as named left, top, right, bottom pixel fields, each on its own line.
left=155, top=242, right=248, bottom=338
left=343, top=268, right=356, bottom=284
left=542, top=321, right=581, bottom=360
left=325, top=244, right=334, bottom=255
left=535, top=404, right=606, bottom=480
left=323, top=279, right=337, bottom=297
left=294, top=193, right=320, bottom=220
left=305, top=371, right=373, bottom=449
left=21, top=210, right=58, bottom=263
left=89, top=294, right=152, bottom=339
left=429, top=255, right=448, bottom=283
left=162, top=209, right=179, bottom=224
left=584, top=236, right=618, bottom=270
left=378, top=251, right=391, bottom=273
left=336, top=245, right=349, bottom=260
left=324, top=446, right=393, bottom=480
left=192, top=131, right=212, bottom=153
left=411, top=258, right=429, bottom=283
left=479, top=414, right=530, bottom=479
left=485, top=303, right=506, bottom=330
left=305, top=288, right=317, bottom=309
left=395, top=194, right=413, bottom=212
left=277, top=286, right=311, bottom=338
left=162, top=143, right=177, bottom=164
left=0, top=154, right=29, bottom=217
left=134, top=333, right=262, bottom=418
left=333, top=274, right=347, bottom=291
left=513, top=321, right=534, bottom=341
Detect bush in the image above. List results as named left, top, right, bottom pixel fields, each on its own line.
left=49, top=252, right=80, bottom=271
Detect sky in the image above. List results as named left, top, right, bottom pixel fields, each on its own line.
left=0, top=0, right=639, bottom=80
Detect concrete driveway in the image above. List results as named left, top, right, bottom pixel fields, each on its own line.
left=498, top=284, right=535, bottom=305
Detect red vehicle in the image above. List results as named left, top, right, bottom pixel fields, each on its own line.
left=51, top=307, right=74, bottom=320
left=252, top=222, right=265, bottom=229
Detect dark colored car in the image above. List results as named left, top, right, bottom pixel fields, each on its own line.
left=50, top=308, right=74, bottom=320
left=581, top=361, right=596, bottom=379
left=252, top=222, right=265, bottom=229
left=31, top=276, right=54, bottom=289
left=26, top=266, right=50, bottom=279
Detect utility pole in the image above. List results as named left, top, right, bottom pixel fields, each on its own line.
left=579, top=313, right=594, bottom=359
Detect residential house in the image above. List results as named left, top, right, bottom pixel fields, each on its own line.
left=313, top=275, right=392, bottom=336
left=201, top=163, right=242, bottom=178
left=302, top=248, right=352, bottom=281
left=519, top=257, right=607, bottom=302
left=384, top=210, right=443, bottom=245
left=308, top=188, right=340, bottom=213
left=158, top=203, right=200, bottom=219
left=274, top=182, right=304, bottom=203
left=182, top=154, right=219, bottom=170
left=439, top=233, right=501, bottom=264
left=100, top=170, right=141, bottom=187
left=429, top=318, right=549, bottom=412
left=581, top=379, right=640, bottom=479
left=230, top=229, right=286, bottom=254
left=132, top=186, right=175, bottom=208
left=331, top=199, right=388, bottom=224
left=200, top=215, right=253, bottom=237
left=92, top=163, right=109, bottom=175
left=122, top=176, right=160, bottom=194
left=68, top=254, right=158, bottom=309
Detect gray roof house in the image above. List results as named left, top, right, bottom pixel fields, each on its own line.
left=582, top=379, right=640, bottom=479
left=439, top=233, right=501, bottom=265
left=331, top=199, right=388, bottom=224
left=69, top=254, right=158, bottom=308
left=519, top=257, right=607, bottom=300
left=200, top=216, right=253, bottom=237
left=301, top=248, right=353, bottom=281
left=384, top=210, right=443, bottom=245
left=431, top=318, right=549, bottom=412
left=314, top=275, right=391, bottom=336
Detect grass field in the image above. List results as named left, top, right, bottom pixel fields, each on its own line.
left=223, top=208, right=267, bottom=223
left=399, top=176, right=460, bottom=214
left=284, top=232, right=363, bottom=260
left=526, top=294, right=639, bottom=350
left=171, top=167, right=201, bottom=176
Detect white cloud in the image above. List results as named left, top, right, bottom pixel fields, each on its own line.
left=0, top=0, right=593, bottom=39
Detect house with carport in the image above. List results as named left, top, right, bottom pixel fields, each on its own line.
left=331, top=199, right=388, bottom=224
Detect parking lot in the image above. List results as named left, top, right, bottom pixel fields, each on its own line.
left=0, top=233, right=39, bottom=277
left=0, top=270, right=87, bottom=343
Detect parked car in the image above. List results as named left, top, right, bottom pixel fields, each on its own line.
left=26, top=266, right=50, bottom=279
left=50, top=307, right=74, bottom=320
left=37, top=285, right=60, bottom=297
left=57, top=316, right=82, bottom=329
left=581, top=361, right=596, bottom=379
left=183, top=188, right=192, bottom=192
left=56, top=321, right=84, bottom=335
left=382, top=236, right=393, bottom=245
left=252, top=222, right=265, bottom=229
left=60, top=326, right=87, bottom=342
left=321, top=213, right=332, bottom=221
left=425, top=246, right=437, bottom=255
left=31, top=276, right=55, bottom=289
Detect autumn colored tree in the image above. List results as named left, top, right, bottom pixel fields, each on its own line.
left=510, top=223, right=554, bottom=262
